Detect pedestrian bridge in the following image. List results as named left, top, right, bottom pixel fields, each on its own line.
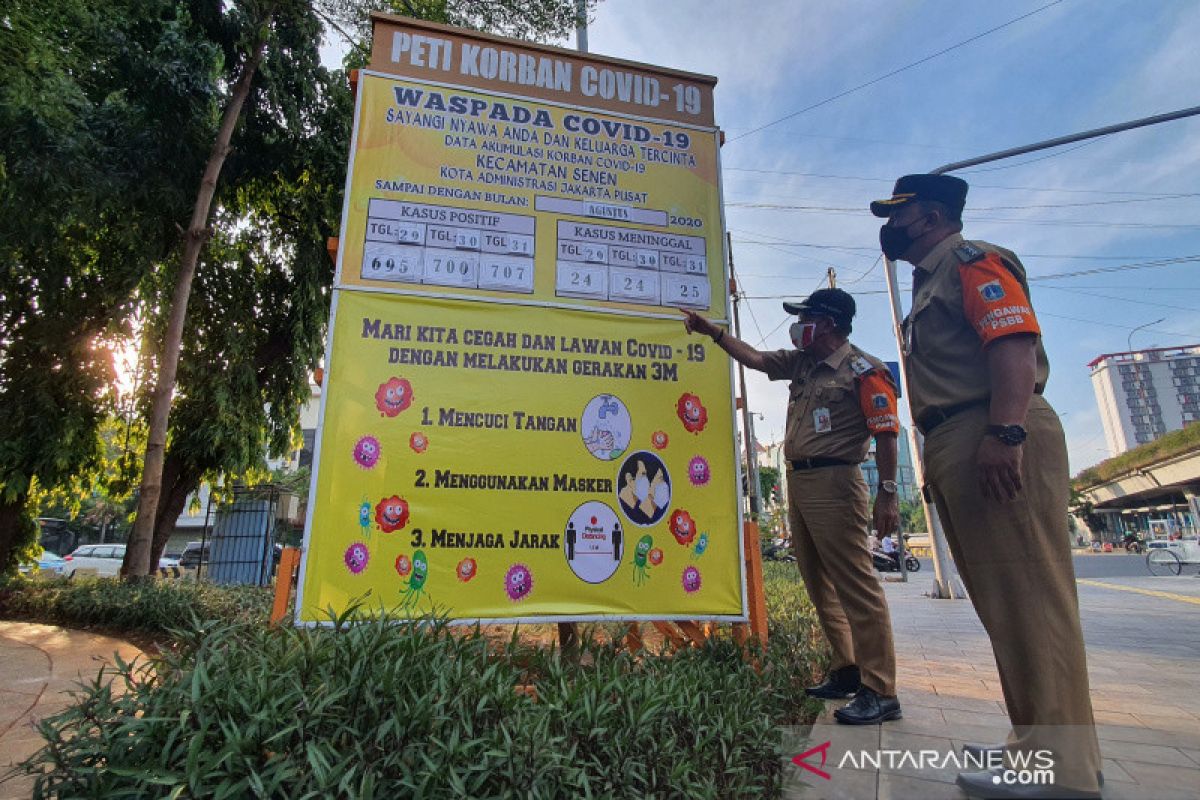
left=1076, top=446, right=1200, bottom=541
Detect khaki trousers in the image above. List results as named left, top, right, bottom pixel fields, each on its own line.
left=925, top=396, right=1101, bottom=791
left=787, top=464, right=897, bottom=696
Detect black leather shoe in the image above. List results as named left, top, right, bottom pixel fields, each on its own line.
left=956, top=768, right=1100, bottom=799
left=961, top=744, right=1104, bottom=787
left=805, top=665, right=860, bottom=700
left=833, top=686, right=902, bottom=724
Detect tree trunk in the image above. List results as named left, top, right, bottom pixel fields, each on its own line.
left=123, top=33, right=271, bottom=579
left=149, top=453, right=202, bottom=567
left=0, top=495, right=33, bottom=575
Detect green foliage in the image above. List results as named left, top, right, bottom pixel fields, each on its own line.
left=758, top=465, right=781, bottom=505
left=761, top=561, right=831, bottom=723
left=4, top=563, right=828, bottom=797
left=899, top=499, right=926, bottom=533
left=1073, top=421, right=1200, bottom=490
left=0, top=0, right=223, bottom=569
left=324, top=0, right=600, bottom=45
left=15, top=617, right=783, bottom=797
left=0, top=575, right=272, bottom=634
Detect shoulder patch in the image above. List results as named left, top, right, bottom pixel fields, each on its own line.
left=953, top=242, right=986, bottom=264
left=977, top=279, right=1005, bottom=302
left=849, top=355, right=873, bottom=376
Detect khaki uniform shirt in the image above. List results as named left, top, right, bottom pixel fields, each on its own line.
left=762, top=341, right=900, bottom=462
left=902, top=233, right=1050, bottom=424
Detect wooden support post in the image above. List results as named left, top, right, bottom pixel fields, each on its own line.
left=624, top=622, right=644, bottom=652
left=743, top=520, right=769, bottom=644
left=675, top=620, right=707, bottom=645
left=557, top=622, right=579, bottom=655
left=270, top=546, right=301, bottom=625
left=652, top=621, right=688, bottom=650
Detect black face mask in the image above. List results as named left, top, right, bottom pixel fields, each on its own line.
left=879, top=216, right=926, bottom=261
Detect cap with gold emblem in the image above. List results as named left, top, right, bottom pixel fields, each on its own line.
left=870, top=173, right=969, bottom=218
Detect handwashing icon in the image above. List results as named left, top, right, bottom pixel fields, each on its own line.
left=598, top=397, right=620, bottom=419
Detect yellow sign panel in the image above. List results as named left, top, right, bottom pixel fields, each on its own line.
left=297, top=21, right=740, bottom=624
left=297, top=292, right=742, bottom=622
left=336, top=72, right=725, bottom=317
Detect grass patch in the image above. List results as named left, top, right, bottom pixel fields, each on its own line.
left=6, top=564, right=829, bottom=797
left=1073, top=420, right=1200, bottom=489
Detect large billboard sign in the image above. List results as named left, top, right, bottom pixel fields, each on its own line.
left=296, top=15, right=743, bottom=624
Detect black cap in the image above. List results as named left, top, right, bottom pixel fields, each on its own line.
left=782, top=288, right=856, bottom=328
left=870, top=173, right=969, bottom=218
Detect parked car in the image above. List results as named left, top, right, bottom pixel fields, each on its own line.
left=18, top=549, right=66, bottom=576
left=177, top=541, right=210, bottom=569
left=62, top=544, right=175, bottom=577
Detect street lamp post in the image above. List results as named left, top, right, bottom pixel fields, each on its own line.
left=1127, top=318, right=1165, bottom=353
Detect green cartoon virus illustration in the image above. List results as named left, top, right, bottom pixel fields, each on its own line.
left=398, top=549, right=429, bottom=612
left=358, top=500, right=372, bottom=538
left=632, top=534, right=654, bottom=586
left=693, top=531, right=710, bottom=559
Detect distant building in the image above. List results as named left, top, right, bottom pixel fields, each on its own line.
left=1089, top=345, right=1200, bottom=455
left=165, top=382, right=320, bottom=556
left=859, top=425, right=917, bottom=503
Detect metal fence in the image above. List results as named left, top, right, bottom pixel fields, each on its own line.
left=197, top=485, right=281, bottom=586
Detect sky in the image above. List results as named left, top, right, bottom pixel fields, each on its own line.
left=324, top=0, right=1200, bottom=475
left=583, top=0, right=1200, bottom=474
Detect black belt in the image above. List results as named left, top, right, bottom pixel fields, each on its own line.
left=916, top=386, right=1044, bottom=436
left=790, top=457, right=855, bottom=471
left=916, top=399, right=989, bottom=436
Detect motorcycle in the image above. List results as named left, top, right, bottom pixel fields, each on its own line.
left=872, top=551, right=920, bottom=573
left=1123, top=535, right=1144, bottom=554
left=762, top=542, right=796, bottom=563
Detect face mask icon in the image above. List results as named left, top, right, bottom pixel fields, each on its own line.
left=635, top=475, right=650, bottom=502
left=653, top=481, right=671, bottom=509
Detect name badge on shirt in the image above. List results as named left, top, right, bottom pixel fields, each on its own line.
left=813, top=407, right=832, bottom=434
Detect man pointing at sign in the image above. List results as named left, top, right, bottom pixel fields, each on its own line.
left=684, top=289, right=902, bottom=725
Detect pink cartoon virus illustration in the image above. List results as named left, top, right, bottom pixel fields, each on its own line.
left=344, top=542, right=369, bottom=574
left=352, top=435, right=381, bottom=469
left=676, top=393, right=708, bottom=434
left=687, top=455, right=711, bottom=486
left=457, top=557, right=477, bottom=582
left=375, top=495, right=410, bottom=533
left=669, top=509, right=697, bottom=546
left=409, top=432, right=428, bottom=453
left=648, top=547, right=664, bottom=566
left=394, top=553, right=412, bottom=577
left=505, top=563, right=533, bottom=601
left=375, top=377, right=414, bottom=417
left=682, top=565, right=702, bottom=593
left=651, top=430, right=669, bottom=450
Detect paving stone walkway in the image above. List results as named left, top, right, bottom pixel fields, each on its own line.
left=0, top=622, right=143, bottom=800
left=783, top=574, right=1200, bottom=799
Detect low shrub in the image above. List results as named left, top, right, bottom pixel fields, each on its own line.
left=23, top=615, right=789, bottom=798
left=8, top=562, right=829, bottom=797
left=0, top=575, right=272, bottom=635
left=760, top=561, right=831, bottom=723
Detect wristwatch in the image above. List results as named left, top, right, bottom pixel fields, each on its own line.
left=986, top=424, right=1027, bottom=446
left=878, top=480, right=898, bottom=494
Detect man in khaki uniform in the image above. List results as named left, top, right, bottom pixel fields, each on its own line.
left=872, top=174, right=1101, bottom=798
left=684, top=289, right=903, bottom=724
